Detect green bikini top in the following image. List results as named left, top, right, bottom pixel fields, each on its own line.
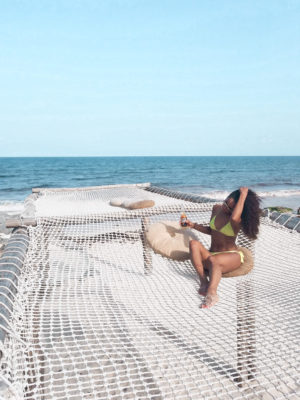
left=210, top=215, right=235, bottom=237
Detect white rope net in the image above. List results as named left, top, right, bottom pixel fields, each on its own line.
left=0, top=185, right=299, bottom=400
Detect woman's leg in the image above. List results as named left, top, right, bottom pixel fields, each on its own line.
left=189, top=240, right=211, bottom=295
left=203, top=252, right=242, bottom=308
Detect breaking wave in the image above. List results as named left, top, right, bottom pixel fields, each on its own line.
left=197, top=189, right=300, bottom=201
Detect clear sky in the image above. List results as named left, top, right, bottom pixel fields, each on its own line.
left=0, top=0, right=299, bottom=156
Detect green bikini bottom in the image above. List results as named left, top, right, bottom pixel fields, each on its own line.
left=210, top=250, right=244, bottom=264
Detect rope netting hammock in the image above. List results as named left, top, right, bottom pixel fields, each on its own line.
left=0, top=184, right=299, bottom=400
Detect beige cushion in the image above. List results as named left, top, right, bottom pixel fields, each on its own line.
left=145, top=221, right=254, bottom=274
left=110, top=198, right=155, bottom=209
left=126, top=200, right=155, bottom=210
left=145, top=221, right=198, bottom=261
left=109, top=198, right=128, bottom=207
left=222, top=247, right=254, bottom=278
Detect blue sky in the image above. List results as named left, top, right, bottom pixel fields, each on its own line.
left=0, top=0, right=299, bottom=156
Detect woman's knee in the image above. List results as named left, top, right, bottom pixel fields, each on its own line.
left=189, top=240, right=200, bottom=251
left=207, top=256, right=223, bottom=270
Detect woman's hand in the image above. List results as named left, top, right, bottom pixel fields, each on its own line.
left=185, top=219, right=195, bottom=228
left=239, top=187, right=249, bottom=197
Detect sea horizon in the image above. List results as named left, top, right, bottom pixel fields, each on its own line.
left=1, top=155, right=299, bottom=158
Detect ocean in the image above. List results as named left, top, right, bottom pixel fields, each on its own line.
left=0, top=156, right=300, bottom=216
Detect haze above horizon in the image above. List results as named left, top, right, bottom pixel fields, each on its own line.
left=1, top=0, right=299, bottom=157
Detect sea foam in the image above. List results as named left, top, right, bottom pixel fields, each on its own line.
left=199, top=189, right=300, bottom=201
left=0, top=201, right=24, bottom=214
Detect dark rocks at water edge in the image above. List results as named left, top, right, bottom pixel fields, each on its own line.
left=267, top=206, right=293, bottom=213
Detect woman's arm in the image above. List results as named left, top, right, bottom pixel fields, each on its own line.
left=231, top=187, right=248, bottom=223
left=190, top=221, right=212, bottom=235
left=185, top=219, right=212, bottom=235
left=184, top=204, right=220, bottom=235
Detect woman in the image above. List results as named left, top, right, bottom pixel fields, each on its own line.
left=186, top=187, right=261, bottom=309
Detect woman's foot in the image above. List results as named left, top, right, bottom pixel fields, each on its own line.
left=201, top=293, right=219, bottom=309
left=198, top=282, right=209, bottom=296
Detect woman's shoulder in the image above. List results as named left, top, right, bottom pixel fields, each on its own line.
left=211, top=204, right=222, bottom=217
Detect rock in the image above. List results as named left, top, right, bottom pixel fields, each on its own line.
left=267, top=206, right=293, bottom=213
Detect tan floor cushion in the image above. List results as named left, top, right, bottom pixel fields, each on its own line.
left=146, top=221, right=254, bottom=276
left=110, top=198, right=155, bottom=209
left=145, top=221, right=198, bottom=261
left=222, top=247, right=254, bottom=277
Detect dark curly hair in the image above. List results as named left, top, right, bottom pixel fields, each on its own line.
left=228, top=189, right=262, bottom=240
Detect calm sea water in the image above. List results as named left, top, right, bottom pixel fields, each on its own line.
left=0, top=156, right=299, bottom=212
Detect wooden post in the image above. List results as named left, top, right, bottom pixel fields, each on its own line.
left=140, top=217, right=152, bottom=275
left=235, top=280, right=256, bottom=384
left=6, top=218, right=37, bottom=229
